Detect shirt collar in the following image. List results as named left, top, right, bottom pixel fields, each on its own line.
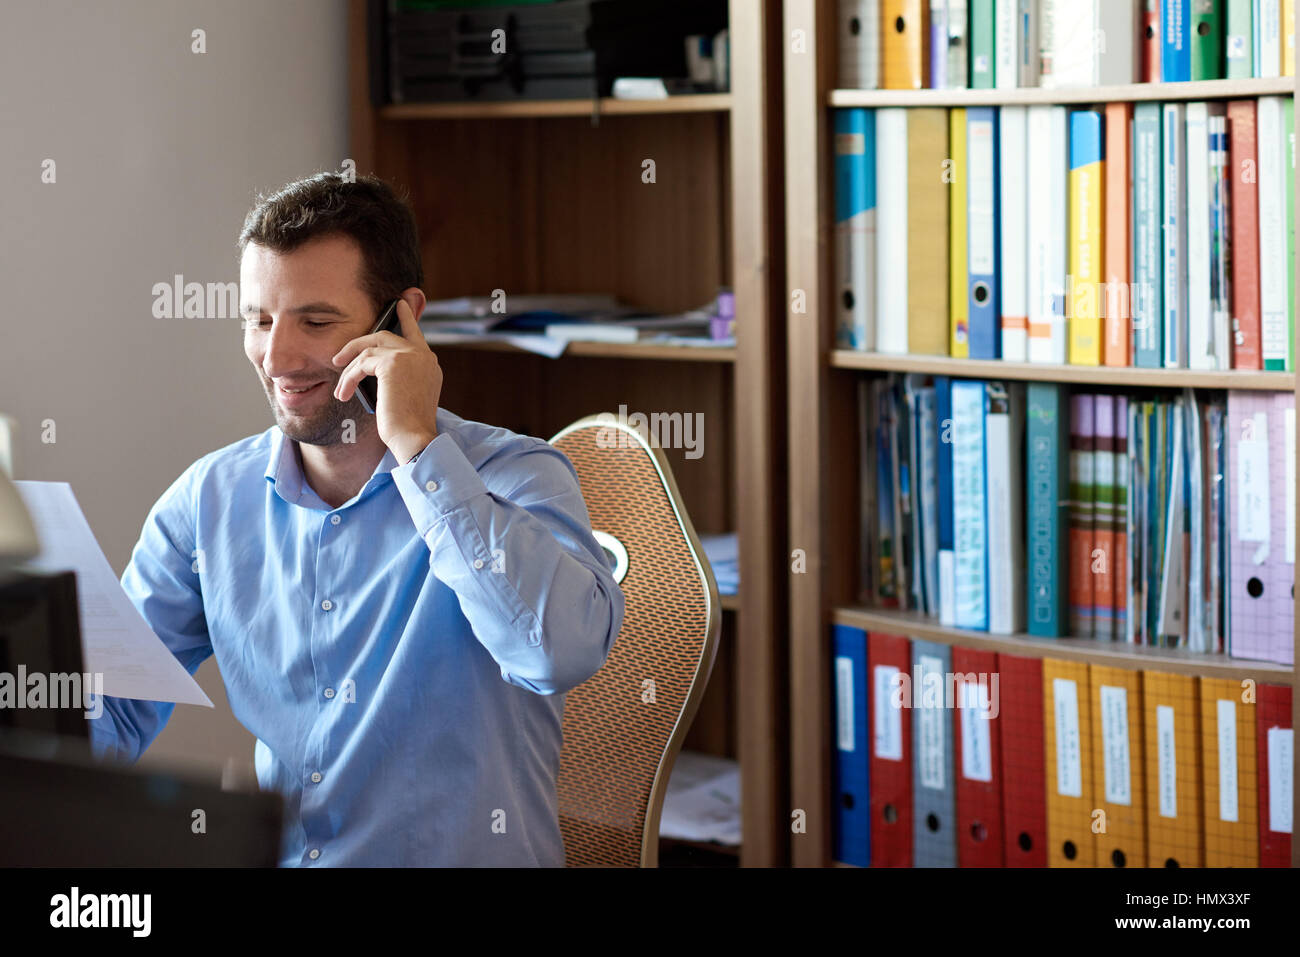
left=264, top=427, right=399, bottom=509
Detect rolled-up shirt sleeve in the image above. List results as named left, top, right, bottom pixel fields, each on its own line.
left=391, top=431, right=623, bottom=695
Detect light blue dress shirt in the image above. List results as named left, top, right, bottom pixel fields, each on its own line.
left=89, top=408, right=623, bottom=866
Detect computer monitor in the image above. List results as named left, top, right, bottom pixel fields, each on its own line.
left=0, top=569, right=90, bottom=740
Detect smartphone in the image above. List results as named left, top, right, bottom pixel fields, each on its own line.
left=356, top=299, right=401, bottom=415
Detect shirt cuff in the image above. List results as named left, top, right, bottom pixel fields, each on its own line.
left=391, top=432, right=488, bottom=537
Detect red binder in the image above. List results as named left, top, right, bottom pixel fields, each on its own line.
left=868, top=631, right=913, bottom=866
left=1228, top=99, right=1262, bottom=370
left=997, top=653, right=1047, bottom=867
left=953, top=646, right=1004, bottom=866
left=1257, top=683, right=1293, bottom=867
left=1140, top=0, right=1161, bottom=82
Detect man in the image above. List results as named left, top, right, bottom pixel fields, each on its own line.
left=90, top=173, right=624, bottom=866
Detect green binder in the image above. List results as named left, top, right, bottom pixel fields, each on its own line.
left=1191, top=0, right=1225, bottom=80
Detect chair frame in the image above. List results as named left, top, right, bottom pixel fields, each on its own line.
left=551, top=414, right=723, bottom=866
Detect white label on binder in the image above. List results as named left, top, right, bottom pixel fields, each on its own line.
left=960, top=681, right=993, bottom=782
left=1157, top=705, right=1178, bottom=818
left=918, top=654, right=946, bottom=790
left=1217, top=699, right=1239, bottom=823
left=835, top=657, right=855, bottom=752
left=969, top=118, right=996, bottom=275
left=873, top=665, right=902, bottom=760
left=1053, top=678, right=1082, bottom=798
left=1100, top=685, right=1132, bottom=806
left=1286, top=408, right=1295, bottom=564
left=1238, top=412, right=1270, bottom=544
left=1268, top=727, right=1294, bottom=834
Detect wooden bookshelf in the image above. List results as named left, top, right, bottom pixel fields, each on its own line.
left=382, top=93, right=733, bottom=120
left=351, top=0, right=787, bottom=866
left=784, top=0, right=1300, bottom=868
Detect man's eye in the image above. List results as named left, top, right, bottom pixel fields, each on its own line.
left=244, top=319, right=330, bottom=328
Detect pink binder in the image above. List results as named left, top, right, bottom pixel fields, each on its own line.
left=1228, top=391, right=1296, bottom=665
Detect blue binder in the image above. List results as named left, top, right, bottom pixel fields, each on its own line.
left=1161, top=0, right=1192, bottom=81
left=832, top=624, right=870, bottom=866
left=951, top=379, right=989, bottom=630
left=967, top=106, right=1001, bottom=359
left=934, top=377, right=956, bottom=626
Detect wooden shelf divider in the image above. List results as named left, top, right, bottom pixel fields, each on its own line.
left=425, top=334, right=736, bottom=363
left=834, top=606, right=1296, bottom=686
left=830, top=350, right=1296, bottom=390
left=382, top=93, right=733, bottom=121
left=830, top=76, right=1294, bottom=108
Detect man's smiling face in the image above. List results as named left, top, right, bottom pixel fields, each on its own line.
left=241, top=234, right=378, bottom=446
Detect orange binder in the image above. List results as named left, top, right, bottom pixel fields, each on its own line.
left=1089, top=666, right=1145, bottom=867
left=1141, top=670, right=1204, bottom=867
left=1199, top=677, right=1259, bottom=867
left=880, top=0, right=929, bottom=90
left=1103, top=102, right=1133, bottom=367
left=1042, top=658, right=1096, bottom=866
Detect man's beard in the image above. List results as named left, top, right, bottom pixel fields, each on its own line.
left=259, top=372, right=370, bottom=446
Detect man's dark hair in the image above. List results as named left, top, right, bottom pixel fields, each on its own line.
left=237, top=172, right=423, bottom=313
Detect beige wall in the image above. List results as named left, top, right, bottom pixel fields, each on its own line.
left=1, top=0, right=349, bottom=782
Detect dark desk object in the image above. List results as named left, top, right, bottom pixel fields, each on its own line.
left=0, top=570, right=89, bottom=740
left=0, top=731, right=283, bottom=867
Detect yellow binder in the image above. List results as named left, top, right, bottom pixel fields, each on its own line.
left=1090, top=666, right=1145, bottom=867
left=907, top=108, right=949, bottom=355
left=1043, top=658, right=1096, bottom=866
left=880, top=0, right=929, bottom=90
left=1141, top=670, right=1204, bottom=867
left=1199, top=677, right=1258, bottom=867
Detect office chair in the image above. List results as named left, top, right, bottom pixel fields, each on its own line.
left=549, top=414, right=722, bottom=867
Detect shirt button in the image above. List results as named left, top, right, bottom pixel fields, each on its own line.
left=311, top=772, right=322, bottom=784
left=324, top=688, right=335, bottom=699
left=473, top=558, right=484, bottom=570
left=321, top=599, right=333, bottom=611
left=425, top=480, right=439, bottom=492
left=308, top=848, right=320, bottom=860
left=330, top=514, right=341, bottom=525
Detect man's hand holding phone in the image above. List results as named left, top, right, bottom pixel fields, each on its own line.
left=332, top=297, right=442, bottom=464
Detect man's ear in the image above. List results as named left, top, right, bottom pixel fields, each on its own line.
left=400, top=287, right=426, bottom=323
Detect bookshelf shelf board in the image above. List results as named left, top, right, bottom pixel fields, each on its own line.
left=829, top=350, right=1296, bottom=390
left=425, top=335, right=737, bottom=363
left=833, top=606, right=1296, bottom=685
left=720, top=592, right=740, bottom=611
left=381, top=93, right=733, bottom=120
left=829, top=77, right=1296, bottom=109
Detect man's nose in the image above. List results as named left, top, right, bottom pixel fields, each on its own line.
left=261, top=319, right=308, bottom=379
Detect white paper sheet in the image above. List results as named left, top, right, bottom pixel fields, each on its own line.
left=422, top=331, right=570, bottom=359
left=13, top=481, right=212, bottom=707
left=657, top=750, right=741, bottom=846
